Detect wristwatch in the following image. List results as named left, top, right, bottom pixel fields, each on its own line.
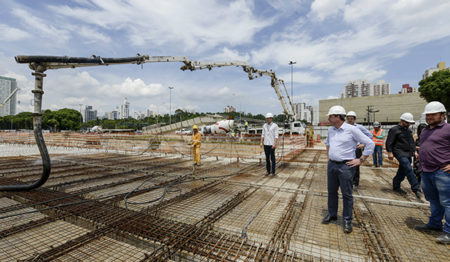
left=359, top=158, right=365, bottom=162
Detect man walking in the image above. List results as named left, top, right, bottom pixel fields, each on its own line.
left=346, top=111, right=372, bottom=189
left=386, top=113, right=422, bottom=199
left=260, top=113, right=278, bottom=176
left=371, top=121, right=385, bottom=168
left=414, top=101, right=450, bottom=244
left=323, top=106, right=374, bottom=233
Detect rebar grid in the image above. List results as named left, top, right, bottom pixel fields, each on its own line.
left=0, top=221, right=90, bottom=261
left=1, top=147, right=449, bottom=261
left=53, top=236, right=153, bottom=262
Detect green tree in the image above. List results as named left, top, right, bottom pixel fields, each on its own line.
left=419, top=70, right=450, bottom=122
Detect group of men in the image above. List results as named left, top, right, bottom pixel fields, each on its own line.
left=322, top=101, right=449, bottom=245
left=191, top=101, right=449, bottom=243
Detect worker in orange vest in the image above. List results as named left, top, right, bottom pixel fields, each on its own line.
left=191, top=125, right=202, bottom=166
left=371, top=121, right=385, bottom=168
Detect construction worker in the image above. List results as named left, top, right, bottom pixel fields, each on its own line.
left=260, top=112, right=278, bottom=176
left=306, top=125, right=315, bottom=147
left=414, top=101, right=450, bottom=244
left=346, top=111, right=373, bottom=190
left=191, top=125, right=201, bottom=166
left=371, top=121, right=386, bottom=168
left=245, top=121, right=248, bottom=132
left=323, top=106, right=374, bottom=234
left=386, top=113, right=422, bottom=199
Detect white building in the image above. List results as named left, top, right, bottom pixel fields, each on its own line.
left=146, top=108, right=153, bottom=118
left=343, top=79, right=391, bottom=98
left=120, top=97, right=130, bottom=119
left=107, top=109, right=119, bottom=120
left=423, top=62, right=447, bottom=79
left=373, top=80, right=390, bottom=96
left=0, top=76, right=17, bottom=117
left=224, top=105, right=236, bottom=113
left=293, top=102, right=313, bottom=123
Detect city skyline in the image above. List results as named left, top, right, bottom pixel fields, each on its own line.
left=0, top=0, right=449, bottom=116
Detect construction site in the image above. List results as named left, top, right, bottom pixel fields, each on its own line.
left=0, top=129, right=449, bottom=261
left=0, top=54, right=448, bottom=261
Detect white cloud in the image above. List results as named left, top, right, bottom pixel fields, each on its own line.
left=0, top=24, right=30, bottom=41
left=206, top=47, right=250, bottom=62
left=101, top=78, right=164, bottom=97
left=77, top=26, right=112, bottom=44
left=279, top=71, right=322, bottom=84
left=11, top=8, right=71, bottom=43
left=48, top=0, right=274, bottom=51
left=309, top=0, right=346, bottom=21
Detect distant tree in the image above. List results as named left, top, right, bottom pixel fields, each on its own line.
left=47, top=119, right=59, bottom=132
left=419, top=70, right=450, bottom=122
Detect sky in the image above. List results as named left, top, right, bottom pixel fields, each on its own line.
left=1, top=0, right=450, bottom=117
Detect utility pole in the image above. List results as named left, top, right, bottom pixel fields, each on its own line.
left=366, top=105, right=379, bottom=126
left=168, top=86, right=174, bottom=125
left=79, top=104, right=83, bottom=129
left=289, top=61, right=296, bottom=102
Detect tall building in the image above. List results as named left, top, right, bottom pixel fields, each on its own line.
left=120, top=97, right=130, bottom=119
left=293, top=102, right=313, bottom=123
left=343, top=80, right=372, bottom=98
left=224, top=105, right=235, bottom=113
left=373, top=80, right=390, bottom=96
left=343, top=79, right=391, bottom=98
left=107, top=109, right=119, bottom=120
left=0, top=76, right=17, bottom=117
left=423, top=61, right=448, bottom=79
left=146, top=108, right=153, bottom=118
left=84, top=105, right=97, bottom=122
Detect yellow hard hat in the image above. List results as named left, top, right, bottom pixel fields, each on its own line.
left=193, top=125, right=198, bottom=129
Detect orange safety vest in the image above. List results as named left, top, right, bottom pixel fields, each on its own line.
left=371, top=128, right=384, bottom=146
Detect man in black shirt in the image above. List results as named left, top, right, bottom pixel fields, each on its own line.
left=386, top=112, right=422, bottom=199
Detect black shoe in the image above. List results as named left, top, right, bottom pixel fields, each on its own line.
left=437, top=233, right=450, bottom=244
left=322, top=215, right=337, bottom=224
left=415, top=224, right=442, bottom=232
left=352, top=185, right=358, bottom=191
left=393, top=188, right=407, bottom=195
left=415, top=191, right=424, bottom=201
left=265, top=173, right=270, bottom=176
left=271, top=172, right=276, bottom=176
left=344, top=221, right=353, bottom=233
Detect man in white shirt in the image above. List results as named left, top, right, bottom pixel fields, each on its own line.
left=323, top=106, right=375, bottom=234
left=260, top=112, right=279, bottom=176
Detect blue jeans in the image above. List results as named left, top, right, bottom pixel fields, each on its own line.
left=421, top=169, right=450, bottom=233
left=327, top=160, right=355, bottom=222
left=372, top=145, right=383, bottom=166
left=393, top=156, right=419, bottom=192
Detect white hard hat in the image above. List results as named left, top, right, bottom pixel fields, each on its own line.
left=347, top=111, right=356, bottom=117
left=327, top=105, right=346, bottom=116
left=265, top=112, right=274, bottom=118
left=400, top=112, right=415, bottom=124
left=423, top=101, right=446, bottom=114
left=373, top=121, right=380, bottom=127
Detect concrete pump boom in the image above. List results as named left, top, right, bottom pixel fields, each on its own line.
left=1, top=54, right=295, bottom=191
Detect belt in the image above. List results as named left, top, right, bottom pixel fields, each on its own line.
left=329, top=159, right=351, bottom=164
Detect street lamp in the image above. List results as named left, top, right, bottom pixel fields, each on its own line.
left=79, top=104, right=83, bottom=129
left=288, top=61, right=296, bottom=101
left=168, top=86, right=174, bottom=125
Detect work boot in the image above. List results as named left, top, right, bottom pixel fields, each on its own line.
left=393, top=188, right=407, bottom=195
left=437, top=233, right=450, bottom=244
left=322, top=215, right=337, bottom=224
left=414, top=191, right=424, bottom=201
left=344, top=221, right=353, bottom=233
left=415, top=224, right=442, bottom=232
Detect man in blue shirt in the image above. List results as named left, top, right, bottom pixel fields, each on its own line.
left=323, top=106, right=375, bottom=233
left=346, top=111, right=373, bottom=190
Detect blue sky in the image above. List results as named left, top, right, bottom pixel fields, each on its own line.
left=1, top=0, right=449, bottom=117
